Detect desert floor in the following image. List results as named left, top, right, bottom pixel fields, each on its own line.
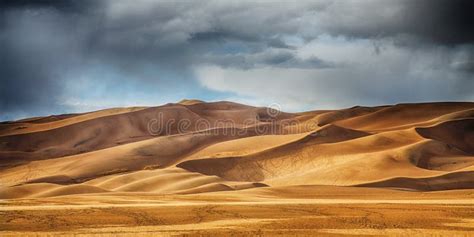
left=1, top=186, right=473, bottom=236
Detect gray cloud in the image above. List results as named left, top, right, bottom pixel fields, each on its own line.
left=450, top=46, right=474, bottom=73
left=314, top=0, right=474, bottom=46
left=1, top=0, right=473, bottom=120
left=0, top=0, right=97, bottom=12
left=201, top=48, right=335, bottom=69
left=0, top=5, right=94, bottom=120
left=196, top=41, right=474, bottom=111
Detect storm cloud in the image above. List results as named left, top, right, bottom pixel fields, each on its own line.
left=1, top=0, right=473, bottom=120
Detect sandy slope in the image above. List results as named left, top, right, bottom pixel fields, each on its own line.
left=0, top=107, right=147, bottom=137
left=0, top=101, right=473, bottom=198
left=1, top=101, right=474, bottom=236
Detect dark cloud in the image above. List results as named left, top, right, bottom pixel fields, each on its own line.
left=0, top=0, right=97, bottom=12
left=451, top=52, right=474, bottom=74
left=402, top=0, right=474, bottom=45
left=318, top=0, right=474, bottom=46
left=0, top=2, right=101, bottom=120
left=454, top=61, right=474, bottom=73
left=1, top=0, right=473, bottom=120
left=202, top=49, right=334, bottom=70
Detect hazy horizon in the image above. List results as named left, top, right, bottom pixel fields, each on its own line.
left=3, top=99, right=474, bottom=123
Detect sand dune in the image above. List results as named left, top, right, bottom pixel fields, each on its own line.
left=356, top=171, right=474, bottom=191
left=1, top=101, right=474, bottom=236
left=0, top=101, right=298, bottom=168
left=416, top=118, right=474, bottom=154
left=177, top=128, right=432, bottom=184
left=0, top=167, right=264, bottom=199
left=0, top=101, right=473, bottom=199
left=315, top=105, right=387, bottom=126
left=0, top=107, right=147, bottom=137
left=0, top=125, right=284, bottom=186
left=335, top=102, right=474, bottom=131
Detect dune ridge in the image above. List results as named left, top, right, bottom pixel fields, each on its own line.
left=0, top=101, right=473, bottom=199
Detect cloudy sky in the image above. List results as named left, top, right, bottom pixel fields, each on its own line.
left=1, top=0, right=473, bottom=120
